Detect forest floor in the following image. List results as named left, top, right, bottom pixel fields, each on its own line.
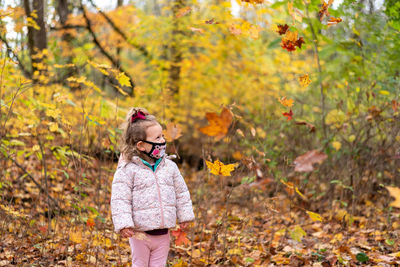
left=0, top=156, right=399, bottom=266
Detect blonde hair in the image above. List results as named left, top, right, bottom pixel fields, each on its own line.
left=119, top=107, right=158, bottom=161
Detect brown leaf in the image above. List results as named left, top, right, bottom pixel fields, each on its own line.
left=294, top=149, right=327, bottom=172
left=163, top=122, right=183, bottom=142
left=294, top=120, right=316, bottom=132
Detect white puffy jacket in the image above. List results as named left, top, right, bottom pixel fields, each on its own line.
left=110, top=155, right=195, bottom=233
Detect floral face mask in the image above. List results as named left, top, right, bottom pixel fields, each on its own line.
left=142, top=140, right=166, bottom=159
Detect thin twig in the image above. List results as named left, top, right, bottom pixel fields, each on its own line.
left=87, top=0, right=152, bottom=61
left=79, top=2, right=135, bottom=95
left=304, top=3, right=327, bottom=139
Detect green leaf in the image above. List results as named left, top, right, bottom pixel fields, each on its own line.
left=356, top=252, right=369, bottom=263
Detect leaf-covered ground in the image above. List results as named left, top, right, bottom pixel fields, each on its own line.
left=1, top=157, right=399, bottom=266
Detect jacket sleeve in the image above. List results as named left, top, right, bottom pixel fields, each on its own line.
left=172, top=163, right=195, bottom=223
left=110, top=167, right=135, bottom=233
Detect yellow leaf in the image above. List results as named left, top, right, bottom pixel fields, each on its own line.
left=70, top=231, right=82, bottom=243
left=332, top=141, right=341, bottom=151
left=49, top=123, right=58, bottom=132
left=306, top=210, right=323, bottom=222
left=117, top=72, right=131, bottom=87
left=379, top=90, right=390, bottom=95
left=206, top=159, right=238, bottom=176
left=46, top=109, right=60, bottom=119
left=232, top=151, right=243, bottom=160
left=386, top=186, right=400, bottom=208
left=299, top=74, right=311, bottom=87
left=290, top=225, right=306, bottom=242
left=295, top=187, right=307, bottom=200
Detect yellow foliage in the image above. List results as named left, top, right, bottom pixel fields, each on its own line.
left=206, top=159, right=238, bottom=176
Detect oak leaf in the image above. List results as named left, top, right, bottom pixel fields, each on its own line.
left=163, top=122, right=183, bottom=142
left=171, top=228, right=190, bottom=246
left=278, top=96, right=294, bottom=107
left=199, top=107, right=233, bottom=139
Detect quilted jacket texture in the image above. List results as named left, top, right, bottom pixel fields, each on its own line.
left=110, top=155, right=195, bottom=233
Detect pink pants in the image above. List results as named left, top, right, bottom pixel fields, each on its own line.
left=128, top=232, right=170, bottom=267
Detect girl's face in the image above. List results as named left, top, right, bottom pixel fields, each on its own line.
left=145, top=123, right=165, bottom=144
left=136, top=123, right=165, bottom=158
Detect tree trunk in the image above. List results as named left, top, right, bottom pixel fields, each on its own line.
left=167, top=0, right=185, bottom=97
left=23, top=0, right=47, bottom=79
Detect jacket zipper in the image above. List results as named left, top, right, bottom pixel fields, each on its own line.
left=140, top=157, right=166, bottom=228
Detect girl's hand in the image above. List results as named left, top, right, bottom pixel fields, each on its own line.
left=120, top=227, right=135, bottom=238
left=179, top=222, right=189, bottom=229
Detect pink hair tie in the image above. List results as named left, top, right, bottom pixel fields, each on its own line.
left=131, top=111, right=147, bottom=123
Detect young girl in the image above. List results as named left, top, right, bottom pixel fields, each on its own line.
left=110, top=107, right=195, bottom=266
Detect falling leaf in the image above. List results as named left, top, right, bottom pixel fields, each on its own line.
left=176, top=6, right=191, bottom=18
left=171, top=228, right=190, bottom=246
left=386, top=186, right=400, bottom=208
left=282, top=109, right=293, bottom=120
left=188, top=27, right=205, bottom=34
left=299, top=74, right=311, bottom=87
left=306, top=211, right=323, bottom=222
left=163, top=122, right=183, bottom=142
left=276, top=24, right=289, bottom=35
left=293, top=149, right=327, bottom=172
left=206, top=159, right=238, bottom=176
left=327, top=17, right=342, bottom=26
left=290, top=225, right=306, bottom=242
left=278, top=96, right=294, bottom=107
left=199, top=106, right=233, bottom=139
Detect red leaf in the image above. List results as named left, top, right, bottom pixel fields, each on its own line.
left=171, top=228, right=190, bottom=246
left=283, top=109, right=293, bottom=120
left=86, top=218, right=95, bottom=227
left=39, top=225, right=47, bottom=234
left=277, top=24, right=289, bottom=35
